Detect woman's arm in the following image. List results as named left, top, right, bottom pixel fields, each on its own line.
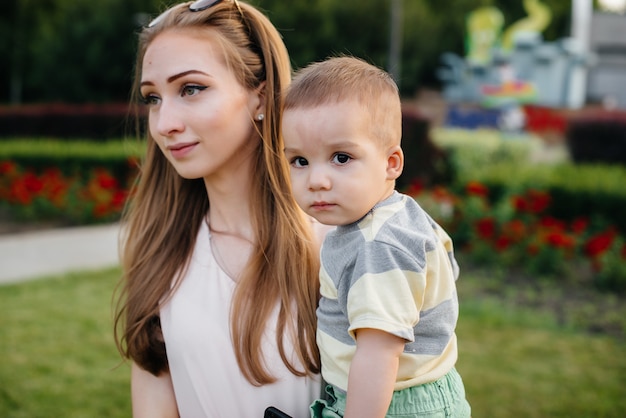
left=343, top=328, right=405, bottom=418
left=131, top=362, right=179, bottom=418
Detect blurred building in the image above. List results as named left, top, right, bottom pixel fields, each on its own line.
left=587, top=12, right=626, bottom=107
left=438, top=3, right=626, bottom=110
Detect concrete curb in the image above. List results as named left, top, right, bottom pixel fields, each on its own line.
left=0, top=223, right=121, bottom=285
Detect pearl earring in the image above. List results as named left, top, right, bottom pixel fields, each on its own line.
left=256, top=114, right=264, bottom=121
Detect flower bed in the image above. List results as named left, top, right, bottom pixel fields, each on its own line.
left=406, top=180, right=626, bottom=293
left=0, top=160, right=133, bottom=225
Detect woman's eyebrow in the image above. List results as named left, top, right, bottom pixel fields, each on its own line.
left=140, top=70, right=211, bottom=87
left=167, top=70, right=210, bottom=83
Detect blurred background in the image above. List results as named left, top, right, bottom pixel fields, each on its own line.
left=0, top=0, right=591, bottom=104
left=1, top=1, right=626, bottom=417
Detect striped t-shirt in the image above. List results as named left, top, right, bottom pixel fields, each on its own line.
left=317, top=191, right=460, bottom=392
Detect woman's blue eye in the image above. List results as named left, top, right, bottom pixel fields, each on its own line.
left=182, top=85, right=207, bottom=97
left=141, top=94, right=160, bottom=106
left=332, top=153, right=351, bottom=164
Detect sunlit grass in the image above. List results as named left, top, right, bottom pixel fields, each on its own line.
left=1, top=267, right=624, bottom=417
left=456, top=288, right=626, bottom=417
left=0, top=268, right=130, bottom=418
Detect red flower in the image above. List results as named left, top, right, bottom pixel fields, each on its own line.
left=111, top=190, right=127, bottom=209
left=511, top=195, right=527, bottom=212
left=584, top=230, right=617, bottom=258
left=527, top=243, right=540, bottom=255
left=465, top=181, right=489, bottom=198
left=502, top=219, right=526, bottom=241
left=10, top=181, right=32, bottom=205
left=495, top=235, right=511, bottom=251
left=511, top=189, right=551, bottom=214
left=539, top=216, right=566, bottom=232
left=93, top=202, right=110, bottom=218
left=545, top=231, right=575, bottom=249
left=475, top=217, right=496, bottom=240
left=432, top=186, right=453, bottom=203
left=0, top=161, right=17, bottom=175
left=22, top=172, right=44, bottom=194
left=95, top=169, right=118, bottom=190
left=570, top=217, right=589, bottom=234
left=406, top=179, right=424, bottom=197
left=40, top=168, right=68, bottom=206
left=9, top=172, right=44, bottom=205
left=526, top=190, right=551, bottom=214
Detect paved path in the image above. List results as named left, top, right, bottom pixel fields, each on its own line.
left=0, top=223, right=121, bottom=285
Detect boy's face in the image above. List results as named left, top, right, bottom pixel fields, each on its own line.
left=283, top=101, right=400, bottom=226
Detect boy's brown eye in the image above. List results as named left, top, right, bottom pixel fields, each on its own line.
left=292, top=157, right=308, bottom=168
left=333, top=153, right=351, bottom=164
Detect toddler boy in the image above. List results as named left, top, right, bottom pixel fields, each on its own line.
left=282, top=56, right=471, bottom=418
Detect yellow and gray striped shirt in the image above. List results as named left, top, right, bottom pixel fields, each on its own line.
left=317, top=191, right=460, bottom=392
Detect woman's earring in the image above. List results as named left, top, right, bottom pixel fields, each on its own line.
left=256, top=114, right=264, bottom=121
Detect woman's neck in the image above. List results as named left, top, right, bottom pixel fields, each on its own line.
left=203, top=163, right=255, bottom=241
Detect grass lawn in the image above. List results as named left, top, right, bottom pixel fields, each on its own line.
left=0, top=268, right=131, bottom=418
left=1, top=267, right=625, bottom=417
left=456, top=284, right=626, bottom=417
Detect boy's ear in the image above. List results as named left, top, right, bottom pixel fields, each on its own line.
left=386, top=145, right=404, bottom=181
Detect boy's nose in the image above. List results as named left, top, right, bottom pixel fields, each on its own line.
left=308, top=167, right=331, bottom=191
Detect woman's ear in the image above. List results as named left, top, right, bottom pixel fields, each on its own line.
left=253, top=81, right=266, bottom=119
left=386, top=145, right=404, bottom=181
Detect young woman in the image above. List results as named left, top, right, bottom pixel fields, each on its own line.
left=114, top=1, right=323, bottom=416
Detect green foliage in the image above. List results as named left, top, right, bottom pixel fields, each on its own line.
left=595, top=236, right=626, bottom=293
left=258, top=0, right=468, bottom=93
left=432, top=128, right=534, bottom=183
left=0, top=138, right=144, bottom=159
left=2, top=0, right=575, bottom=103
left=4, top=0, right=159, bottom=103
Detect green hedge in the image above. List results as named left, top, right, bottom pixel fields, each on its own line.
left=0, top=138, right=144, bottom=161
left=433, top=128, right=626, bottom=233
left=0, top=138, right=144, bottom=177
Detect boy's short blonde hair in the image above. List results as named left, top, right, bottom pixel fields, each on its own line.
left=284, top=56, right=402, bottom=148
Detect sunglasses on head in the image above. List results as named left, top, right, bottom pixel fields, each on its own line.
left=149, top=0, right=241, bottom=28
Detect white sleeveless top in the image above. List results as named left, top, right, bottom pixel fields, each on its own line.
left=160, top=220, right=320, bottom=418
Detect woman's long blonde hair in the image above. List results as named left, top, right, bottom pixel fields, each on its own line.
left=114, top=0, right=320, bottom=384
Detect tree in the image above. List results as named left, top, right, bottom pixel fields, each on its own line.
left=4, top=0, right=162, bottom=104
left=1, top=0, right=575, bottom=104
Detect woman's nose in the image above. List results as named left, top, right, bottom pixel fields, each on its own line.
left=154, top=100, right=185, bottom=137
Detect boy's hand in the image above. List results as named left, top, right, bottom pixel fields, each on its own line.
left=344, top=328, right=405, bottom=418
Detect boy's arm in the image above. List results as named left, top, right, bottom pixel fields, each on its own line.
left=344, top=328, right=405, bottom=418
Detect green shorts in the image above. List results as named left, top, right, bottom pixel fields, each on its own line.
left=310, top=368, right=471, bottom=418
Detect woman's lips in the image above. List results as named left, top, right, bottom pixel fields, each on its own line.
left=168, top=142, right=198, bottom=159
